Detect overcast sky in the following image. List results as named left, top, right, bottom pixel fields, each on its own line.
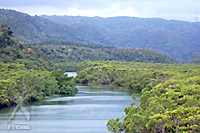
left=1, top=0, right=200, bottom=22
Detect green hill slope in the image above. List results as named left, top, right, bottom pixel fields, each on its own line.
left=42, top=15, right=200, bottom=62
left=0, top=9, right=109, bottom=45
left=33, top=40, right=178, bottom=64
left=190, top=57, right=200, bottom=63
left=0, top=23, right=55, bottom=71
left=0, top=24, right=78, bottom=108
left=0, top=9, right=199, bottom=62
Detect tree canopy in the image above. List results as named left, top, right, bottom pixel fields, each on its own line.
left=74, top=60, right=200, bottom=132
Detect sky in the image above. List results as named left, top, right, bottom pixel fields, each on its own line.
left=1, top=0, right=200, bottom=22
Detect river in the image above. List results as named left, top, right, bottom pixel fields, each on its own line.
left=0, top=73, right=140, bottom=133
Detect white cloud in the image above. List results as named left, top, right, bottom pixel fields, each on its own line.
left=1, top=0, right=200, bottom=22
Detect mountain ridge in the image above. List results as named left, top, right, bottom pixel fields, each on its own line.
left=0, top=9, right=109, bottom=45
left=42, top=15, right=200, bottom=62
left=0, top=9, right=199, bottom=62
left=32, top=40, right=178, bottom=64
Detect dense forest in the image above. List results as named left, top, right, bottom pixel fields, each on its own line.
left=0, top=9, right=199, bottom=62
left=41, top=15, right=200, bottom=62
left=32, top=40, right=178, bottom=64
left=0, top=23, right=56, bottom=71
left=0, top=23, right=77, bottom=108
left=74, top=60, right=200, bottom=132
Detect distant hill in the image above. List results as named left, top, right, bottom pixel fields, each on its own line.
left=0, top=9, right=199, bottom=62
left=189, top=57, right=200, bottom=63
left=0, top=23, right=55, bottom=71
left=42, top=15, right=200, bottom=62
left=32, top=40, right=178, bottom=64
left=0, top=9, right=109, bottom=45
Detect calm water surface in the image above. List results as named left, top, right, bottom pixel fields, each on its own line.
left=0, top=86, right=140, bottom=133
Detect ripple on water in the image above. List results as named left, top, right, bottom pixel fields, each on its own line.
left=0, top=86, right=140, bottom=133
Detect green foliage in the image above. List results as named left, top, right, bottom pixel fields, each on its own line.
left=0, top=9, right=199, bottom=62
left=42, top=15, right=200, bottom=62
left=107, top=77, right=200, bottom=132
left=83, top=60, right=200, bottom=132
left=0, top=23, right=55, bottom=71
left=51, top=69, right=77, bottom=96
left=33, top=40, right=178, bottom=64
left=0, top=23, right=14, bottom=37
left=75, top=60, right=200, bottom=90
left=0, top=63, right=58, bottom=107
left=0, top=9, right=107, bottom=45
left=54, top=62, right=80, bottom=72
left=0, top=63, right=78, bottom=108
left=0, top=24, right=78, bottom=108
left=74, top=60, right=200, bottom=132
left=1, top=10, right=200, bottom=130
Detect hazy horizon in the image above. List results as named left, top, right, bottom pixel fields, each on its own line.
left=1, top=0, right=200, bottom=22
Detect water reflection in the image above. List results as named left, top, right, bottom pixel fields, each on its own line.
left=0, top=86, right=140, bottom=133
left=64, top=72, right=77, bottom=78
left=26, top=100, right=74, bottom=106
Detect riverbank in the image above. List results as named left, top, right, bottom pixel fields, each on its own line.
left=0, top=65, right=77, bottom=108
left=75, top=60, right=200, bottom=91
left=0, top=86, right=139, bottom=133
left=74, top=60, right=200, bottom=132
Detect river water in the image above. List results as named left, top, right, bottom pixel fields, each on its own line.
left=0, top=82, right=140, bottom=133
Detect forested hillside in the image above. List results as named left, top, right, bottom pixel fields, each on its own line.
left=0, top=23, right=77, bottom=108
left=190, top=57, right=200, bottom=63
left=1, top=9, right=199, bottom=62
left=0, top=23, right=55, bottom=71
left=33, top=40, right=178, bottom=64
left=42, top=15, right=200, bottom=62
left=0, top=9, right=109, bottom=45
